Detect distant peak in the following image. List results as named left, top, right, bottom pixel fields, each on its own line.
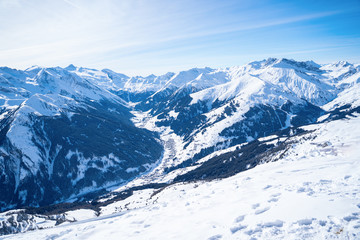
left=25, top=65, right=43, bottom=71
left=266, top=57, right=278, bottom=63
left=146, top=74, right=156, bottom=78
left=101, top=68, right=114, bottom=73
left=164, top=72, right=176, bottom=77
left=262, top=58, right=278, bottom=67
left=277, top=58, right=296, bottom=64
left=304, top=60, right=321, bottom=68
left=65, top=64, right=77, bottom=71
left=179, top=67, right=213, bottom=75
left=246, top=58, right=280, bottom=69
left=333, top=60, right=351, bottom=67
left=271, top=58, right=321, bottom=71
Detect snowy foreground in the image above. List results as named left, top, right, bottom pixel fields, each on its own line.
left=4, top=116, right=360, bottom=239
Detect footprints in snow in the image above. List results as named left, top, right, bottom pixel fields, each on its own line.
left=227, top=174, right=359, bottom=238
left=252, top=203, right=260, bottom=209
left=234, top=215, right=245, bottom=223
left=208, top=234, right=222, bottom=240
left=255, top=207, right=270, bottom=215
left=230, top=225, right=247, bottom=234
left=268, top=197, right=279, bottom=203
left=252, top=203, right=270, bottom=215
left=229, top=216, right=360, bottom=238
left=343, top=212, right=359, bottom=222
left=263, top=185, right=272, bottom=190
left=267, top=192, right=281, bottom=203
left=230, top=215, right=247, bottom=234
left=261, top=220, right=284, bottom=228
left=296, top=218, right=314, bottom=226
left=230, top=217, right=284, bottom=236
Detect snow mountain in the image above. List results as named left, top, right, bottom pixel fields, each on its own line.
left=0, top=58, right=360, bottom=238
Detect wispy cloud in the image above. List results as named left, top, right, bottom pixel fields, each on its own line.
left=127, top=10, right=342, bottom=51
left=0, top=0, right=358, bottom=75
left=62, top=0, right=81, bottom=10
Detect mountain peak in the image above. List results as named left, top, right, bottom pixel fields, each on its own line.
left=65, top=64, right=77, bottom=71
left=25, top=65, right=43, bottom=72
left=333, top=60, right=352, bottom=68
left=270, top=58, right=321, bottom=71
left=246, top=58, right=277, bottom=69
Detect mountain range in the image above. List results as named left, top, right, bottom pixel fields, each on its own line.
left=0, top=58, right=359, bottom=238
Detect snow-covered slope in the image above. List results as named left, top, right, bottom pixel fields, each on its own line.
left=3, top=114, right=360, bottom=240
left=191, top=58, right=335, bottom=106
left=323, top=70, right=360, bottom=110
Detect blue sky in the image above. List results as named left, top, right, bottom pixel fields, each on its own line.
left=0, top=0, right=359, bottom=76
